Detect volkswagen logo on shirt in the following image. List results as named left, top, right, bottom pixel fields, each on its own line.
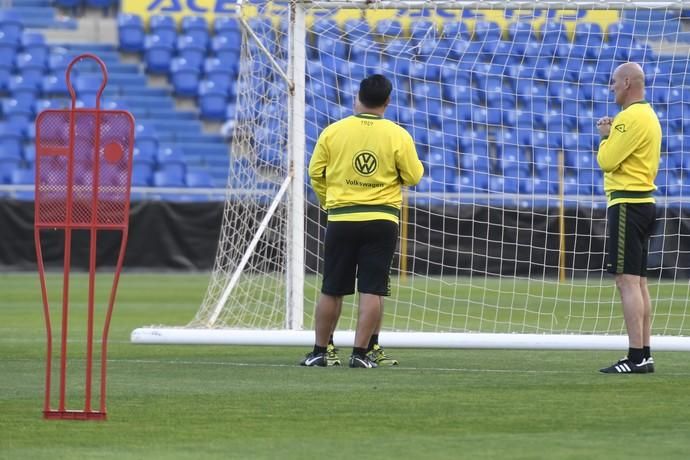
left=353, top=150, right=378, bottom=177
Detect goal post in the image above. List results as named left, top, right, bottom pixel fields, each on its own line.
left=132, top=0, right=690, bottom=350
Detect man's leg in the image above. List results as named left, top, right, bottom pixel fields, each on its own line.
left=326, top=298, right=343, bottom=366
left=301, top=293, right=342, bottom=367
left=366, top=300, right=399, bottom=366
left=315, top=294, right=343, bottom=348
left=354, top=293, right=382, bottom=350
left=640, top=276, right=654, bottom=372
left=616, top=274, right=645, bottom=350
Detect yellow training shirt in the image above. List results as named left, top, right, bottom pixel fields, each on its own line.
left=596, top=101, right=661, bottom=207
left=308, top=113, right=424, bottom=223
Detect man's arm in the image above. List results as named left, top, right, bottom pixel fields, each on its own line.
left=397, top=132, right=424, bottom=186
left=308, top=133, right=329, bottom=206
left=596, top=113, right=640, bottom=173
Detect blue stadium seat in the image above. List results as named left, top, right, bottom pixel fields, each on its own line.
left=473, top=21, right=502, bottom=43
left=117, top=14, right=145, bottom=52
left=343, top=19, right=370, bottom=39
left=214, top=16, right=240, bottom=40
left=375, top=19, right=402, bottom=37
left=410, top=20, right=436, bottom=40
left=9, top=75, right=39, bottom=108
left=186, top=170, right=213, bottom=188
left=539, top=21, right=568, bottom=45
left=144, top=35, right=174, bottom=74
left=16, top=52, right=46, bottom=82
left=606, top=22, right=634, bottom=47
left=21, top=32, right=48, bottom=65
left=442, top=21, right=470, bottom=40
left=135, top=123, right=158, bottom=155
left=3, top=98, right=32, bottom=126
left=176, top=35, right=206, bottom=69
left=150, top=15, right=177, bottom=46
left=0, top=124, right=24, bottom=161
left=349, top=37, right=380, bottom=63
left=131, top=163, right=153, bottom=186
left=181, top=16, right=209, bottom=48
left=153, top=169, right=186, bottom=188
left=489, top=175, right=522, bottom=194
left=170, top=58, right=200, bottom=97
left=0, top=10, right=23, bottom=42
left=311, top=18, right=339, bottom=39
left=574, top=22, right=604, bottom=46
left=10, top=168, right=36, bottom=200
left=496, top=144, right=528, bottom=173
left=211, top=34, right=241, bottom=63
left=0, top=32, right=18, bottom=66
left=457, top=171, right=489, bottom=192
left=460, top=128, right=489, bottom=154
left=198, top=80, right=229, bottom=121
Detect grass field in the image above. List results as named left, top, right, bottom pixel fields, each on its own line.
left=2, top=272, right=690, bottom=459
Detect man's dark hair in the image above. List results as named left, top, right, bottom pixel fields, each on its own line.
left=358, top=74, right=392, bottom=109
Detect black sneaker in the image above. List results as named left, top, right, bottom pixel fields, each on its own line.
left=644, top=357, right=655, bottom=373
left=349, top=354, right=378, bottom=368
left=300, top=352, right=327, bottom=367
left=599, top=357, right=648, bottom=374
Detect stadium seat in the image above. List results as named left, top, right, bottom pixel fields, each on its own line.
left=150, top=15, right=177, bottom=46
left=153, top=169, right=186, bottom=188
left=144, top=35, right=174, bottom=74
left=473, top=21, right=502, bottom=43
left=211, top=34, right=241, bottom=64
left=343, top=19, right=369, bottom=39
left=131, top=162, right=152, bottom=187
left=198, top=80, right=229, bottom=121
left=410, top=20, right=436, bottom=40
left=311, top=18, right=339, bottom=39
left=21, top=32, right=48, bottom=64
left=0, top=10, right=23, bottom=42
left=10, top=167, right=36, bottom=200
left=0, top=124, right=24, bottom=161
left=375, top=19, right=402, bottom=37
left=214, top=16, right=240, bottom=36
left=0, top=32, right=18, bottom=66
left=181, top=16, right=209, bottom=48
left=176, top=35, right=206, bottom=69
left=117, top=14, right=145, bottom=52
left=170, top=58, right=200, bottom=97
left=457, top=171, right=489, bottom=192
left=442, top=21, right=470, bottom=40
left=186, top=170, right=214, bottom=188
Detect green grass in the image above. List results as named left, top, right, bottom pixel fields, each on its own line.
left=2, top=272, right=690, bottom=459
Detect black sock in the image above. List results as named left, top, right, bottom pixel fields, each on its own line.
left=367, top=334, right=379, bottom=352
left=643, top=346, right=651, bottom=359
left=328, top=335, right=334, bottom=346
left=352, top=347, right=367, bottom=357
left=628, top=347, right=644, bottom=364
left=313, top=345, right=327, bottom=355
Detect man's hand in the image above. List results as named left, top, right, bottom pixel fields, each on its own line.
left=596, top=116, right=613, bottom=137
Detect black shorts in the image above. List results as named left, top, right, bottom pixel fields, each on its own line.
left=321, top=220, right=399, bottom=297
left=606, top=203, right=656, bottom=276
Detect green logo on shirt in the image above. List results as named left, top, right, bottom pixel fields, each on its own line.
left=353, top=151, right=378, bottom=177
left=615, top=124, right=626, bottom=133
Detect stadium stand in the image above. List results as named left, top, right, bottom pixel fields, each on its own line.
left=1, top=3, right=689, bottom=201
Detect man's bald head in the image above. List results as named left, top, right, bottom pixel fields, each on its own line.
left=611, top=62, right=646, bottom=108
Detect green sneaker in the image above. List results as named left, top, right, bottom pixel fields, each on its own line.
left=326, top=344, right=341, bottom=366
left=367, top=344, right=399, bottom=366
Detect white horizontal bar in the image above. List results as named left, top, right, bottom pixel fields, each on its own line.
left=131, top=328, right=690, bottom=351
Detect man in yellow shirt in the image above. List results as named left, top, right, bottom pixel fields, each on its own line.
left=301, top=74, right=424, bottom=368
left=596, top=62, right=661, bottom=374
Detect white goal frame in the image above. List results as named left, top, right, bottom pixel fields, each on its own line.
left=132, top=0, right=690, bottom=350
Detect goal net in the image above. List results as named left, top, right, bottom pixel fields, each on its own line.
left=132, top=0, right=690, bottom=350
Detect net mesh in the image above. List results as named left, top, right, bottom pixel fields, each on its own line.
left=191, top=1, right=690, bottom=338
